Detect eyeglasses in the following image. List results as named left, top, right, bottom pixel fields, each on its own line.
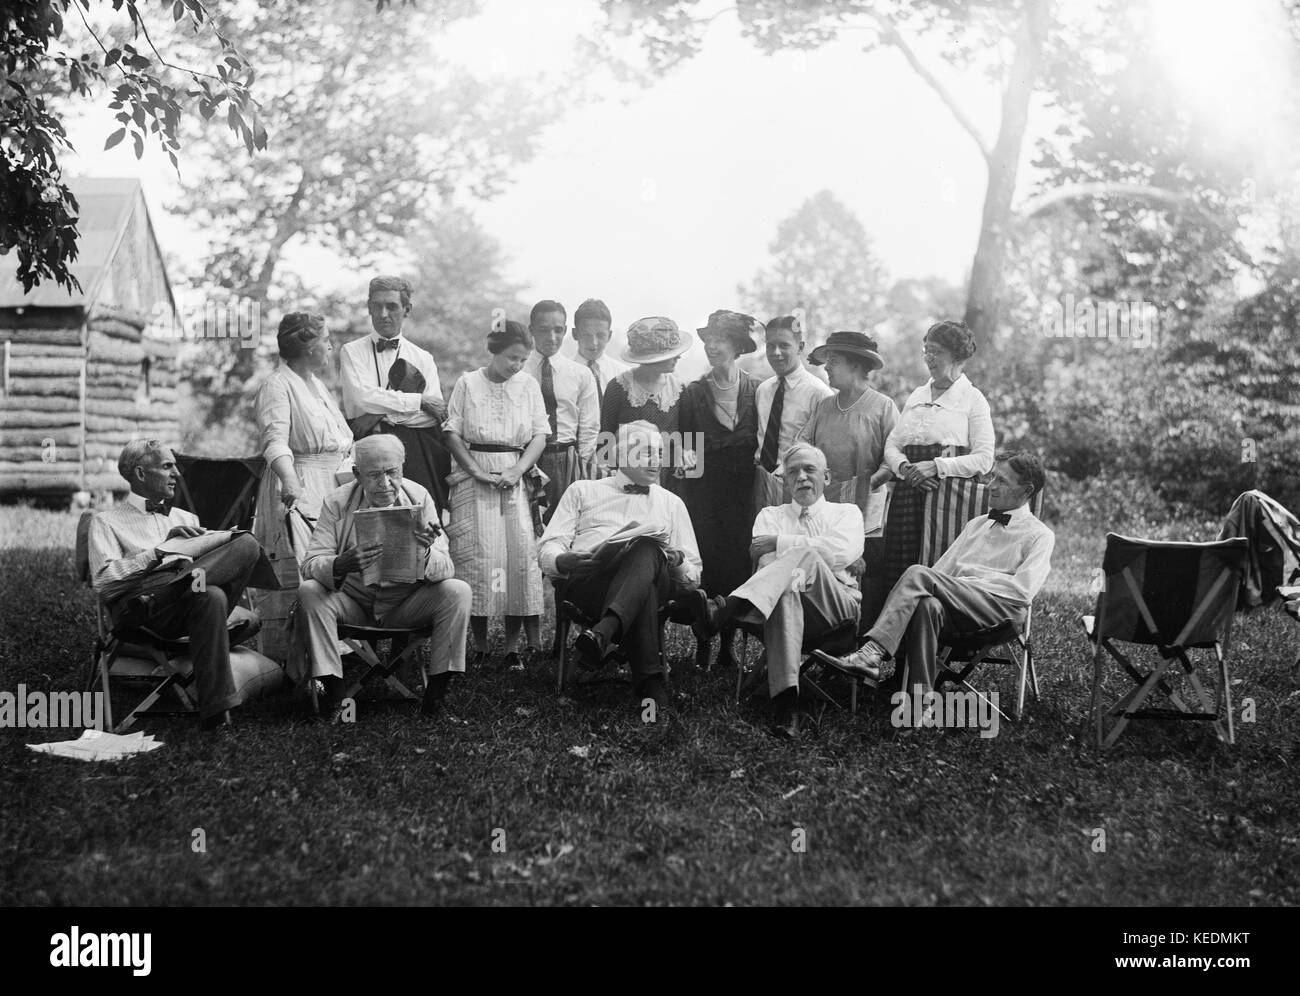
left=363, top=467, right=402, bottom=483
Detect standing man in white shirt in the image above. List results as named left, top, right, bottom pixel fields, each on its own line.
left=571, top=298, right=628, bottom=432
left=691, top=443, right=863, bottom=739
left=524, top=299, right=599, bottom=522
left=816, top=450, right=1054, bottom=694
left=339, top=275, right=451, bottom=517
left=754, top=315, right=834, bottom=510
left=538, top=421, right=703, bottom=720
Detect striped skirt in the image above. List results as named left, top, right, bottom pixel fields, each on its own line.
left=881, top=444, right=987, bottom=588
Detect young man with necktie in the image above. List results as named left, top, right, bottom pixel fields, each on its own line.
left=524, top=299, right=599, bottom=522
left=571, top=298, right=628, bottom=414
left=815, top=450, right=1054, bottom=694
left=537, top=421, right=703, bottom=720
left=690, top=443, right=863, bottom=740
left=339, top=275, right=451, bottom=516
left=754, top=315, right=833, bottom=510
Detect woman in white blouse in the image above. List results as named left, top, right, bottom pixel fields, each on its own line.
left=253, top=313, right=354, bottom=661
left=878, top=320, right=995, bottom=601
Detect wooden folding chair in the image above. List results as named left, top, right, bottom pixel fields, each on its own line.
left=1082, top=533, right=1248, bottom=749
left=76, top=511, right=260, bottom=732
left=931, top=610, right=1037, bottom=723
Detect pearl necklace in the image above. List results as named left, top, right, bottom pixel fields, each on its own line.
left=708, top=369, right=737, bottom=390
left=835, top=387, right=869, bottom=413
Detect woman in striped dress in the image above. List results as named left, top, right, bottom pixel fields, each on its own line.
left=252, top=312, right=353, bottom=666
left=874, top=320, right=995, bottom=620
left=443, top=320, right=550, bottom=669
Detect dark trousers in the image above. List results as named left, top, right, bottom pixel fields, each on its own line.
left=110, top=533, right=262, bottom=721
left=386, top=424, right=452, bottom=518
left=560, top=539, right=679, bottom=680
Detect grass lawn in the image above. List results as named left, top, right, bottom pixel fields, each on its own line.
left=1, top=501, right=1297, bottom=906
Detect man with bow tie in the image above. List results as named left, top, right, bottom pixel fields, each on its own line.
left=816, top=450, right=1054, bottom=693
left=690, top=443, right=864, bottom=739
left=339, top=275, right=451, bottom=515
left=298, top=435, right=472, bottom=722
left=87, top=440, right=269, bottom=731
left=538, top=420, right=702, bottom=719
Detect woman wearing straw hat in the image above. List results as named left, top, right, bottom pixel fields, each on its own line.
left=799, top=330, right=899, bottom=529
left=599, top=317, right=691, bottom=440
left=678, top=310, right=761, bottom=670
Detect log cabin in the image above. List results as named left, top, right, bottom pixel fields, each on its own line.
left=0, top=178, right=181, bottom=497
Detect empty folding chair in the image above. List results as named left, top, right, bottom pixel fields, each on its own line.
left=1082, top=533, right=1248, bottom=749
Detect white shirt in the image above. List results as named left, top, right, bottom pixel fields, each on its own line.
left=524, top=352, right=600, bottom=458
left=88, top=492, right=202, bottom=602
left=754, top=365, right=835, bottom=467
left=932, top=503, right=1054, bottom=605
left=752, top=497, right=865, bottom=588
left=339, top=332, right=443, bottom=428
left=255, top=366, right=352, bottom=465
left=583, top=353, right=630, bottom=398
left=537, top=472, right=702, bottom=586
left=884, top=373, right=995, bottom=480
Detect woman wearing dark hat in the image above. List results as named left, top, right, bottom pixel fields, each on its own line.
left=875, top=319, right=995, bottom=615
left=678, top=310, right=761, bottom=670
left=252, top=312, right=354, bottom=663
left=444, top=319, right=551, bottom=670
left=799, top=330, right=900, bottom=530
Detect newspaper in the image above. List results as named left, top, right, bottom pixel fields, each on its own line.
left=353, top=505, right=423, bottom=585
left=27, top=729, right=164, bottom=762
left=155, top=528, right=240, bottom=569
left=590, top=520, right=670, bottom=568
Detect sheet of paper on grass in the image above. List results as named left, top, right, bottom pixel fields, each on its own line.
left=27, top=729, right=163, bottom=762
left=353, top=506, right=422, bottom=585
left=156, top=529, right=242, bottom=569
left=590, top=520, right=670, bottom=568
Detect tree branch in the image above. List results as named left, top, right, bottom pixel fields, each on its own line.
left=867, top=13, right=992, bottom=163
left=1018, top=182, right=1191, bottom=218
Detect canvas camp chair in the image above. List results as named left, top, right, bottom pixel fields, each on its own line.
left=1082, top=533, right=1248, bottom=749
left=550, top=578, right=689, bottom=692
left=76, top=511, right=262, bottom=733
left=902, top=487, right=1048, bottom=723
left=171, top=453, right=264, bottom=530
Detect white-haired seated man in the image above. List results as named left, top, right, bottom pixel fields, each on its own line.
left=87, top=439, right=266, bottom=731
left=690, top=442, right=863, bottom=739
left=816, top=449, right=1054, bottom=694
left=299, top=435, right=472, bottom=720
left=538, top=420, right=703, bottom=719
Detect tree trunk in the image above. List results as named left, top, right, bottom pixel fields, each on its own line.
left=963, top=0, right=1049, bottom=340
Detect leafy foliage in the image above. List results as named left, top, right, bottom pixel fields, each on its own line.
left=1, top=0, right=261, bottom=292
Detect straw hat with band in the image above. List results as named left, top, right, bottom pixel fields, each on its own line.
left=808, top=330, right=884, bottom=371
left=620, top=316, right=693, bottom=365
left=695, top=310, right=759, bottom=356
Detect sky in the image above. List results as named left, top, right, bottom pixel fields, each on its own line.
left=57, top=0, right=1297, bottom=379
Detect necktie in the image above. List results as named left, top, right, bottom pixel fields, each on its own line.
left=988, top=509, right=1012, bottom=527
left=799, top=506, right=811, bottom=526
left=588, top=359, right=603, bottom=408
left=759, top=376, right=786, bottom=472
left=623, top=484, right=650, bottom=495
left=145, top=500, right=169, bottom=516
left=540, top=357, right=558, bottom=440
left=375, top=337, right=400, bottom=353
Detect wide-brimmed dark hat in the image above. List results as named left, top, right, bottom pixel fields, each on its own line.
left=696, top=310, right=759, bottom=356
left=809, top=330, right=884, bottom=371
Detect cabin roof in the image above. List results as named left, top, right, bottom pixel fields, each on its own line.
left=0, top=177, right=174, bottom=313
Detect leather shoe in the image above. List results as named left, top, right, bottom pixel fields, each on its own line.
left=812, top=642, right=885, bottom=683
left=574, top=628, right=613, bottom=672
left=771, top=706, right=801, bottom=741
left=685, top=588, right=723, bottom=637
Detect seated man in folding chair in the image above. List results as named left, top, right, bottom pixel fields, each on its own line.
left=298, top=435, right=472, bottom=722
left=88, top=439, right=267, bottom=732
left=538, top=420, right=703, bottom=721
left=690, top=443, right=863, bottom=739
left=817, top=450, right=1053, bottom=696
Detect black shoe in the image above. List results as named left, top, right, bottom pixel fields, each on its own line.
left=200, top=709, right=232, bottom=733
left=770, top=689, right=801, bottom=741
left=693, top=636, right=712, bottom=671
left=574, top=628, right=613, bottom=672
left=502, top=651, right=524, bottom=672
left=421, top=673, right=452, bottom=718
left=634, top=674, right=671, bottom=722
left=684, top=588, right=723, bottom=637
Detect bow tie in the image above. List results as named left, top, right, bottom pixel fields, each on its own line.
left=987, top=509, right=1012, bottom=527
left=623, top=484, right=650, bottom=495
left=375, top=337, right=401, bottom=352
left=144, top=500, right=170, bottom=516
